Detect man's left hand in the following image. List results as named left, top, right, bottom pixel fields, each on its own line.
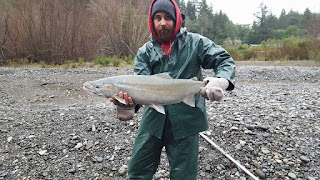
left=200, top=77, right=229, bottom=102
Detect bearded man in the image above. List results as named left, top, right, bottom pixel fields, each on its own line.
left=110, top=0, right=236, bottom=179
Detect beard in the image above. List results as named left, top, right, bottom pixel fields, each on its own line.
left=155, top=26, right=175, bottom=43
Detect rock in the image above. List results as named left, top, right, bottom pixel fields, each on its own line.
left=7, top=136, right=13, bottom=142
left=154, top=172, right=161, bottom=179
left=38, top=150, right=47, bottom=155
left=235, top=144, right=242, bottom=150
left=0, top=172, right=8, bottom=178
left=300, top=155, right=310, bottom=163
left=239, top=140, right=246, bottom=146
left=229, top=126, right=239, bottom=131
left=96, top=156, right=103, bottom=163
left=118, top=165, right=127, bottom=175
left=288, top=172, right=297, bottom=179
left=91, top=125, right=96, bottom=132
left=307, top=176, right=316, bottom=180
left=109, top=155, right=115, bottom=161
left=68, top=168, right=76, bottom=174
left=205, top=164, right=211, bottom=171
left=261, top=147, right=270, bottom=154
left=85, top=141, right=94, bottom=150
left=74, top=143, right=83, bottom=149
left=255, top=169, right=266, bottom=179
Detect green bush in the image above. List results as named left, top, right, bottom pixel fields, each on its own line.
left=78, top=57, right=84, bottom=65
left=94, top=54, right=110, bottom=66
left=226, top=47, right=257, bottom=61
left=238, top=44, right=249, bottom=50
left=110, top=55, right=121, bottom=67
left=225, top=48, right=243, bottom=61
left=123, top=54, right=134, bottom=65
left=241, top=49, right=257, bottom=60
left=308, top=51, right=320, bottom=61
left=39, top=61, right=47, bottom=68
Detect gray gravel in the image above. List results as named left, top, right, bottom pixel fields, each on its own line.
left=0, top=65, right=319, bottom=180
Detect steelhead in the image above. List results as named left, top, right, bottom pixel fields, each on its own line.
left=83, top=73, right=205, bottom=114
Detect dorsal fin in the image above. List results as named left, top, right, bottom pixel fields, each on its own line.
left=191, top=77, right=198, bottom=81
left=152, top=73, right=172, bottom=79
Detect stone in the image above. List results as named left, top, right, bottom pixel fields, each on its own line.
left=255, top=169, right=266, bottom=179
left=7, top=137, right=13, bottom=142
left=118, top=165, right=128, bottom=175
left=288, top=172, right=297, bottom=179
left=96, top=156, right=103, bottom=163
left=300, top=155, right=310, bottom=163
left=236, top=144, right=242, bottom=150
left=239, top=140, right=246, bottom=146
left=74, top=143, right=83, bottom=149
left=38, top=150, right=47, bottom=155
left=261, top=148, right=270, bottom=154
left=68, top=168, right=76, bottom=174
left=205, top=164, right=211, bottom=171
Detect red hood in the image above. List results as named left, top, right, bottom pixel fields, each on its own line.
left=148, top=0, right=182, bottom=44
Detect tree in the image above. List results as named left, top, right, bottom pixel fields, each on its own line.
left=247, top=3, right=275, bottom=43
left=186, top=0, right=196, bottom=21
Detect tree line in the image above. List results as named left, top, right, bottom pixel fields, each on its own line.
left=0, top=0, right=319, bottom=65
left=177, top=0, right=320, bottom=45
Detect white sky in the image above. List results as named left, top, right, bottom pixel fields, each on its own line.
left=206, top=0, right=320, bottom=25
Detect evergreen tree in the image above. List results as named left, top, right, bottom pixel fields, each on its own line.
left=186, top=0, right=197, bottom=20
left=247, top=3, right=275, bottom=43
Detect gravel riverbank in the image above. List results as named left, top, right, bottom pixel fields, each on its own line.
left=0, top=64, right=319, bottom=180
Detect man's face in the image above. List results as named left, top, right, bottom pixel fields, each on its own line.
left=153, top=12, right=175, bottom=43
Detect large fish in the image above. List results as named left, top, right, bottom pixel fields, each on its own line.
left=83, top=73, right=205, bottom=114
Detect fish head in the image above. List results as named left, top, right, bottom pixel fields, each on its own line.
left=83, top=80, right=117, bottom=98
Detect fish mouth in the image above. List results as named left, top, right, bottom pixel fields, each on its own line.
left=83, top=83, right=104, bottom=96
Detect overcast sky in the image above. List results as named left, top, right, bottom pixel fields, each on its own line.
left=206, top=0, right=320, bottom=25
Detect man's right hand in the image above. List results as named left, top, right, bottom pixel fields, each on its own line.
left=109, top=92, right=135, bottom=121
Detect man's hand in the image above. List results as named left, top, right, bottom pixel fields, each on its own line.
left=109, top=92, right=135, bottom=121
left=199, top=77, right=229, bottom=102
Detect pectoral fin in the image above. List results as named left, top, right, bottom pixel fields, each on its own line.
left=182, top=94, right=195, bottom=107
left=152, top=105, right=165, bottom=114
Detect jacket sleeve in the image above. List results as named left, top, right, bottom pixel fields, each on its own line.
left=196, top=36, right=236, bottom=90
left=134, top=44, right=152, bottom=76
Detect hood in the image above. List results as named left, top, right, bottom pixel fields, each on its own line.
left=148, top=0, right=183, bottom=45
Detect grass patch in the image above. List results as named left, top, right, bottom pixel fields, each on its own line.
left=93, top=54, right=134, bottom=67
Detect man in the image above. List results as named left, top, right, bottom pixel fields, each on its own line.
left=110, top=0, right=235, bottom=179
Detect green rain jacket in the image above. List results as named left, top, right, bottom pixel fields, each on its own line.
left=133, top=27, right=236, bottom=140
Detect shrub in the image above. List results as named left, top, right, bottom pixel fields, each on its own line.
left=225, top=48, right=243, bottom=61
left=94, top=54, right=110, bottom=66
left=39, top=61, right=47, bottom=68
left=110, top=57, right=121, bottom=67
left=78, top=58, right=84, bottom=65
left=241, top=49, right=257, bottom=60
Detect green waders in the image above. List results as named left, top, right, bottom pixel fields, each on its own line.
left=128, top=118, right=199, bottom=180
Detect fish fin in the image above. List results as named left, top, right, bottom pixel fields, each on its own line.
left=113, top=96, right=126, bottom=104
left=191, top=77, right=198, bottom=81
left=152, top=73, right=172, bottom=79
left=183, top=94, right=195, bottom=107
left=152, top=105, right=165, bottom=114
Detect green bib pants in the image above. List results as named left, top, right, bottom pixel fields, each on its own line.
left=128, top=117, right=199, bottom=180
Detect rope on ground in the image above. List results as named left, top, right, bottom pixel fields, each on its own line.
left=199, top=132, right=260, bottom=180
